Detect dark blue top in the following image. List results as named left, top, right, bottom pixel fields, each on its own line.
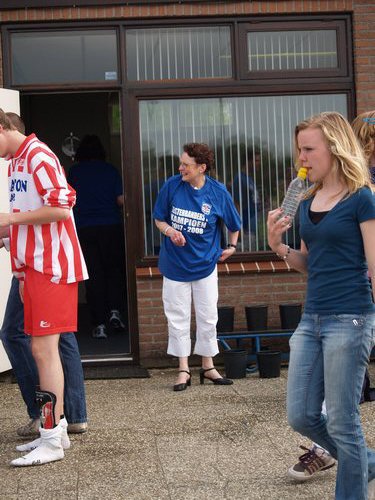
left=300, top=187, right=375, bottom=314
left=153, top=174, right=241, bottom=282
left=68, top=160, right=123, bottom=228
left=232, top=171, right=259, bottom=232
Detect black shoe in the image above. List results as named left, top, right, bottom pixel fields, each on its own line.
left=173, top=370, right=191, bottom=392
left=109, top=310, right=126, bottom=331
left=92, top=324, right=107, bottom=339
left=199, top=367, right=233, bottom=385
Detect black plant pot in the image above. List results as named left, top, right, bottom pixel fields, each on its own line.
left=245, top=305, right=268, bottom=331
left=257, top=350, right=281, bottom=378
left=279, top=303, right=302, bottom=330
left=217, top=306, right=235, bottom=333
left=224, top=349, right=248, bottom=379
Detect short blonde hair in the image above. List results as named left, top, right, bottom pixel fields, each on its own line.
left=351, top=110, right=375, bottom=166
left=294, top=111, right=371, bottom=198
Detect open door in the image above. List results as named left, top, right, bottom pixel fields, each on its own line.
left=21, top=91, right=130, bottom=360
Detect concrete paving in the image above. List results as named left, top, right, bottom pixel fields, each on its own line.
left=1, top=364, right=375, bottom=499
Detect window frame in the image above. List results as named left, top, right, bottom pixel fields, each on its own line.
left=0, top=14, right=355, bottom=267
left=238, top=19, right=352, bottom=82
left=125, top=24, right=234, bottom=83
left=2, top=24, right=123, bottom=91
left=130, top=85, right=354, bottom=268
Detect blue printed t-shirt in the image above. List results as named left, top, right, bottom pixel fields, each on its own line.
left=68, top=160, right=123, bottom=228
left=300, top=187, right=375, bottom=314
left=153, top=174, right=241, bottom=282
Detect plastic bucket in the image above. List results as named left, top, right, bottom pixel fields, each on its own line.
left=279, top=303, right=302, bottom=330
left=223, top=349, right=248, bottom=379
left=245, top=305, right=268, bottom=331
left=217, top=306, right=235, bottom=333
left=256, top=350, right=281, bottom=378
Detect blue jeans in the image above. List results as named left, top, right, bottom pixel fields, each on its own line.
left=287, top=313, right=375, bottom=500
left=0, top=277, right=87, bottom=424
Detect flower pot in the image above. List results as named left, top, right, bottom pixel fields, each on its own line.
left=279, top=303, right=302, bottom=330
left=245, top=305, right=268, bottom=331
left=223, top=349, right=248, bottom=379
left=217, top=306, right=235, bottom=333
left=256, top=350, right=281, bottom=378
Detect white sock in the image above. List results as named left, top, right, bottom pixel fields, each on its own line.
left=16, top=417, right=70, bottom=452
left=11, top=424, right=64, bottom=466
left=312, top=443, right=331, bottom=457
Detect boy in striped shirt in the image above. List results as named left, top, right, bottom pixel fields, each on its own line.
left=0, top=108, right=88, bottom=466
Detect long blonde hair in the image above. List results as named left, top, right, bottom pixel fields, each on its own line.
left=294, top=111, right=371, bottom=198
left=351, top=110, right=375, bottom=166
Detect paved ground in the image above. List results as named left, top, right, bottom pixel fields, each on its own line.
left=1, top=364, right=375, bottom=500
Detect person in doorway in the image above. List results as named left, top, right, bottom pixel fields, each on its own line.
left=0, top=108, right=88, bottom=466
left=153, top=143, right=241, bottom=391
left=268, top=111, right=375, bottom=499
left=0, top=112, right=87, bottom=439
left=68, top=135, right=126, bottom=339
left=144, top=154, right=180, bottom=255
left=287, top=110, right=375, bottom=483
left=231, top=145, right=261, bottom=249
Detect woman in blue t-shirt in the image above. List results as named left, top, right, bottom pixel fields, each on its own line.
left=287, top=111, right=375, bottom=484
left=154, top=143, right=241, bottom=391
left=267, top=112, right=375, bottom=500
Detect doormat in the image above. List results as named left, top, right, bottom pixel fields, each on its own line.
left=83, top=364, right=150, bottom=380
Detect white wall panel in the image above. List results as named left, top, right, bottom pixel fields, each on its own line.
left=0, top=89, right=20, bottom=372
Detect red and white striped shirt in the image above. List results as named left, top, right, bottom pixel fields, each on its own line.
left=8, top=134, right=88, bottom=284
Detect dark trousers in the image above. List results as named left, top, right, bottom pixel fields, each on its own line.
left=78, top=224, right=127, bottom=327
left=0, top=277, right=87, bottom=423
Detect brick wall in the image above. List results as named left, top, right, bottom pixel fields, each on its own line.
left=0, top=0, right=356, bottom=22
left=353, top=2, right=375, bottom=113
left=136, top=267, right=306, bottom=363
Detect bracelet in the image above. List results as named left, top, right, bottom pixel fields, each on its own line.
left=276, top=244, right=290, bottom=260
left=163, top=226, right=172, bottom=236
left=227, top=243, right=237, bottom=249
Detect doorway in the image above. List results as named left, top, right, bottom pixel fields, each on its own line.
left=20, top=91, right=130, bottom=360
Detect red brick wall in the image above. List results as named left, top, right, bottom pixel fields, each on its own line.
left=0, top=0, right=356, bottom=22
left=353, top=1, right=375, bottom=113
left=136, top=269, right=306, bottom=362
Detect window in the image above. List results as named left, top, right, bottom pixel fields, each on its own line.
left=3, top=15, right=353, bottom=261
left=126, top=26, right=232, bottom=81
left=10, top=30, right=118, bottom=85
left=247, top=30, right=338, bottom=71
left=239, top=20, right=349, bottom=79
left=140, top=94, right=347, bottom=256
